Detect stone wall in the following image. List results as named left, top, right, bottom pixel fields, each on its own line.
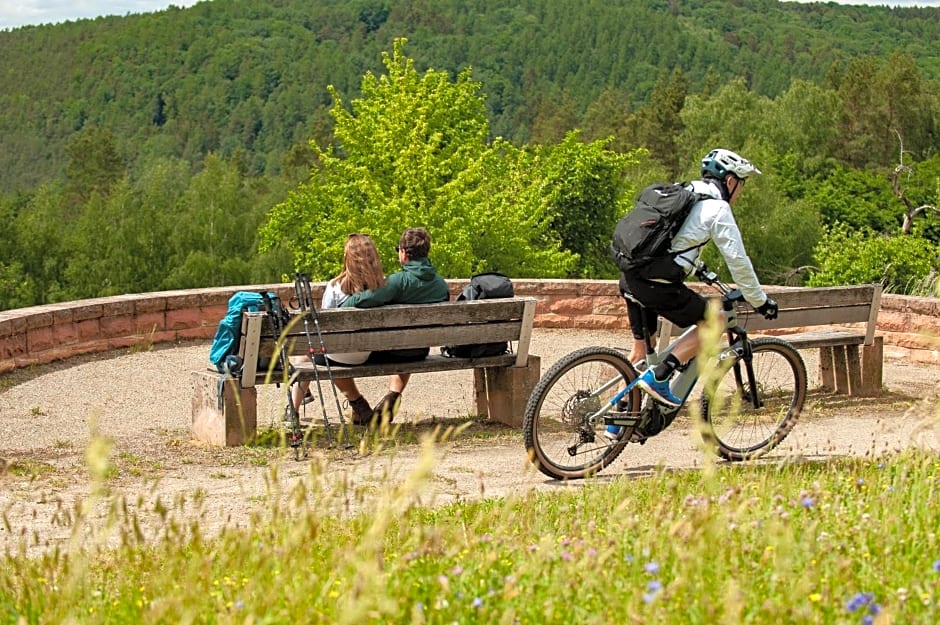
left=1, top=280, right=938, bottom=374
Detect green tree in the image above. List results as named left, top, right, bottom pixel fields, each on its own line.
left=260, top=39, right=576, bottom=280
left=64, top=126, right=126, bottom=205
left=809, top=223, right=938, bottom=293
left=632, top=67, right=688, bottom=178
left=538, top=132, right=640, bottom=278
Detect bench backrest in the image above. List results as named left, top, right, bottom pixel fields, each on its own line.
left=658, top=284, right=882, bottom=347
left=239, top=296, right=536, bottom=370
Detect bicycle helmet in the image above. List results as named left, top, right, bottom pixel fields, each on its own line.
left=701, top=148, right=761, bottom=180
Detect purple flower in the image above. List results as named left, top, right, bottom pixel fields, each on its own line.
left=644, top=561, right=660, bottom=575
left=647, top=580, right=663, bottom=593
left=933, top=560, right=940, bottom=572
left=801, top=496, right=815, bottom=508
left=472, top=597, right=483, bottom=608
left=846, top=592, right=875, bottom=613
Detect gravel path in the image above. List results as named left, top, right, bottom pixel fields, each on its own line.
left=1, top=329, right=938, bottom=556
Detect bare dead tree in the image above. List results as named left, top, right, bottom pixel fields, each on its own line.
left=892, top=129, right=939, bottom=234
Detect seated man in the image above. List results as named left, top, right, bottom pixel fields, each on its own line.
left=340, top=227, right=449, bottom=424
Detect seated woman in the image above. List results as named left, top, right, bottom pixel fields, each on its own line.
left=290, top=233, right=385, bottom=425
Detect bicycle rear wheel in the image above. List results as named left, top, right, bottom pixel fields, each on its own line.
left=523, top=347, right=641, bottom=480
left=701, top=337, right=807, bottom=461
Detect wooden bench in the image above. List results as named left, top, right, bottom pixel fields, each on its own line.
left=192, top=297, right=540, bottom=445
left=658, top=284, right=883, bottom=397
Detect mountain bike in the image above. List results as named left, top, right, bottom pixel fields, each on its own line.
left=523, top=262, right=808, bottom=480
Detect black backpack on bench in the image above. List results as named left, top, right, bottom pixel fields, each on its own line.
left=441, top=272, right=514, bottom=359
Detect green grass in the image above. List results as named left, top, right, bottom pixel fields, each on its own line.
left=2, top=434, right=939, bottom=623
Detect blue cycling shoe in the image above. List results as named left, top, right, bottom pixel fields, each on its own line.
left=635, top=368, right=682, bottom=407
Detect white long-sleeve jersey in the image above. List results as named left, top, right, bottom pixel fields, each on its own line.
left=670, top=179, right=768, bottom=308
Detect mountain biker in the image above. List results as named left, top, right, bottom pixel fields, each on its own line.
left=608, top=148, right=779, bottom=438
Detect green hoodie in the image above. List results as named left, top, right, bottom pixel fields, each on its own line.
left=341, top=257, right=449, bottom=308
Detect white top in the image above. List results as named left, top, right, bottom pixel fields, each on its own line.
left=320, top=279, right=370, bottom=365
left=670, top=179, right=768, bottom=308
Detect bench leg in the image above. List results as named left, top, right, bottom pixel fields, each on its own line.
left=192, top=370, right=258, bottom=446
left=473, top=355, right=541, bottom=428
left=859, top=336, right=884, bottom=396
left=846, top=346, right=863, bottom=396
left=819, top=347, right=835, bottom=392
left=819, top=346, right=851, bottom=395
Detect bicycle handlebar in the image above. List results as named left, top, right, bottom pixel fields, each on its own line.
left=691, top=261, right=747, bottom=309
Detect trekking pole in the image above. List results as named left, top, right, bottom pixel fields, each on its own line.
left=296, top=273, right=353, bottom=449
left=261, top=292, right=307, bottom=460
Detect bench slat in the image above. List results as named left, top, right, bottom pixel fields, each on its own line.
left=269, top=321, right=525, bottom=357
left=255, top=353, right=520, bottom=385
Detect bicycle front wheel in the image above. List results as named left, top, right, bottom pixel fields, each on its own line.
left=523, top=347, right=640, bottom=480
left=701, top=337, right=807, bottom=461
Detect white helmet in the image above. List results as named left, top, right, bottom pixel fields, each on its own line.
left=701, top=148, right=761, bottom=180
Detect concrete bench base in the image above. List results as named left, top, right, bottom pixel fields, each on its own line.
left=191, top=354, right=541, bottom=446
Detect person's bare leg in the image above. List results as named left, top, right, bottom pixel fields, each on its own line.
left=389, top=374, right=409, bottom=394
left=334, top=377, right=362, bottom=400
left=291, top=381, right=311, bottom=411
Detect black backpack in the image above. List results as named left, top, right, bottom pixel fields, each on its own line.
left=610, top=182, right=706, bottom=274
left=441, top=272, right=514, bottom=359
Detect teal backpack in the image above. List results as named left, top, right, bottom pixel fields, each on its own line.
left=208, top=291, right=283, bottom=374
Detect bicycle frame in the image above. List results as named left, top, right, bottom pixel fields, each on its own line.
left=589, top=265, right=764, bottom=433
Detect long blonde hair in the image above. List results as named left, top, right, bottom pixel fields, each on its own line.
left=336, top=234, right=386, bottom=294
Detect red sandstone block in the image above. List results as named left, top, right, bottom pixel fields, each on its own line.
left=593, top=296, right=625, bottom=315
left=0, top=334, right=27, bottom=359
left=27, top=326, right=55, bottom=352
left=549, top=297, right=594, bottom=315
left=579, top=281, right=620, bottom=296
left=51, top=308, right=75, bottom=325
left=523, top=281, right=578, bottom=295
left=202, top=305, right=227, bottom=323
left=77, top=319, right=100, bottom=340
left=53, top=322, right=80, bottom=345
left=71, top=303, right=104, bottom=322
left=100, top=315, right=135, bottom=338
left=39, top=346, right=79, bottom=364
left=134, top=296, right=168, bottom=314
left=134, top=312, right=166, bottom=334
left=166, top=293, right=207, bottom=311
left=102, top=300, right=134, bottom=316
left=166, top=308, right=204, bottom=330
left=0, top=359, right=14, bottom=374
left=26, top=310, right=54, bottom=329
left=108, top=337, right=141, bottom=350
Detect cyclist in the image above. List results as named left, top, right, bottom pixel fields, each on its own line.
left=608, top=148, right=778, bottom=438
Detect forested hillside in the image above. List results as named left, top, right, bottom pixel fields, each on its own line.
left=1, top=0, right=938, bottom=311
left=1, top=0, right=938, bottom=188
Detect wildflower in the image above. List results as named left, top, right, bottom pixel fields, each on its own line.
left=644, top=561, right=660, bottom=575
left=451, top=566, right=464, bottom=576
left=846, top=592, right=875, bottom=612
left=809, top=593, right=822, bottom=603
left=643, top=581, right=662, bottom=604
left=472, top=597, right=483, bottom=608
left=234, top=600, right=244, bottom=610
left=801, top=496, right=815, bottom=508
left=933, top=560, right=940, bottom=572
left=561, top=550, right=573, bottom=562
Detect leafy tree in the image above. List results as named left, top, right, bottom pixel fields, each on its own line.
left=537, top=132, right=641, bottom=278
left=809, top=223, right=939, bottom=293
left=260, top=39, right=577, bottom=280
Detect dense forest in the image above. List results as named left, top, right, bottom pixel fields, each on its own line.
left=0, top=0, right=938, bottom=310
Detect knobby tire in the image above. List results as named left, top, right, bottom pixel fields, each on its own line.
left=523, top=346, right=640, bottom=480
left=700, top=337, right=807, bottom=461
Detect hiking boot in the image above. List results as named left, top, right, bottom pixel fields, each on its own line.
left=347, top=396, right=374, bottom=426
left=635, top=368, right=682, bottom=407
left=371, top=391, right=402, bottom=425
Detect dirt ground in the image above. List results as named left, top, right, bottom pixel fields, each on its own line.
left=1, top=328, right=938, bottom=557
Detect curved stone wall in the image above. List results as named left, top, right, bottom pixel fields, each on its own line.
left=1, top=280, right=938, bottom=374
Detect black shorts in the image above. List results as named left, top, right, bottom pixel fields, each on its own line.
left=620, top=270, right=707, bottom=332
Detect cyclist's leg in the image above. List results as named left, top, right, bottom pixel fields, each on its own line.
left=622, top=273, right=707, bottom=405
